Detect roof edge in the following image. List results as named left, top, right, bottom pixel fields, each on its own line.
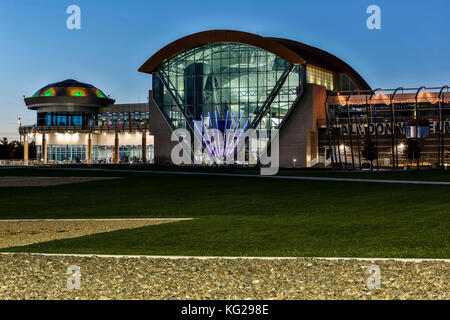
left=138, top=30, right=306, bottom=74
left=268, top=37, right=371, bottom=90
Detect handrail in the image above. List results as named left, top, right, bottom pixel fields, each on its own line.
left=19, top=124, right=150, bottom=135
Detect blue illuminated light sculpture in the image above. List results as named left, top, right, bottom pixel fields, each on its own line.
left=193, top=110, right=250, bottom=164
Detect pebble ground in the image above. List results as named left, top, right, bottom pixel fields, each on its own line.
left=0, top=254, right=447, bottom=300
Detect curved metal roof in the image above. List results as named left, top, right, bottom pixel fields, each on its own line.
left=138, top=30, right=371, bottom=90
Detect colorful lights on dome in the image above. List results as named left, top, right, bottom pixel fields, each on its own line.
left=43, top=88, right=56, bottom=97
left=29, top=79, right=110, bottom=99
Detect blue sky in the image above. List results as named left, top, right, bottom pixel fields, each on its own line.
left=0, top=0, right=449, bottom=138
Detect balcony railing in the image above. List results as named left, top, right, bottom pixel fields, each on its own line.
left=19, top=124, right=150, bottom=135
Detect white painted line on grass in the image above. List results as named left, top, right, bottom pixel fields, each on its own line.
left=41, top=167, right=450, bottom=185
left=0, top=252, right=448, bottom=263
left=0, top=218, right=195, bottom=222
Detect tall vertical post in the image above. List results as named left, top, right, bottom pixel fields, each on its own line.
left=390, top=88, right=404, bottom=170
left=415, top=87, right=426, bottom=170
left=346, top=90, right=360, bottom=170
left=438, top=86, right=448, bottom=168
left=346, top=103, right=355, bottom=170
left=87, top=133, right=92, bottom=165
left=42, top=133, right=47, bottom=164
left=141, top=131, right=147, bottom=164
left=23, top=134, right=29, bottom=166
left=389, top=100, right=396, bottom=170
left=114, top=130, right=120, bottom=164
left=324, top=91, right=337, bottom=169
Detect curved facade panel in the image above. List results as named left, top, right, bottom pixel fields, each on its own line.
left=153, top=43, right=302, bottom=133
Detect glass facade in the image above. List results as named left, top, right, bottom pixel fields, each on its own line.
left=153, top=43, right=303, bottom=133
left=93, top=145, right=154, bottom=164
left=37, top=113, right=91, bottom=126
left=37, top=111, right=149, bottom=126
left=36, top=145, right=87, bottom=163
left=335, top=73, right=358, bottom=92
left=37, top=145, right=154, bottom=164
left=96, top=112, right=149, bottom=126
left=306, top=65, right=334, bottom=91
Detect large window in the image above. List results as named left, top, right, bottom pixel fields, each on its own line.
left=46, top=145, right=87, bottom=162
left=153, top=43, right=303, bottom=132
left=306, top=65, right=335, bottom=91
left=37, top=113, right=91, bottom=126
left=97, top=112, right=149, bottom=126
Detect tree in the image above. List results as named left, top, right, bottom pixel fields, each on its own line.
left=0, top=138, right=30, bottom=160
left=362, top=137, right=377, bottom=171
left=0, top=138, right=13, bottom=159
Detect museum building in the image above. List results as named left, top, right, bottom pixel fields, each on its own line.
left=20, top=79, right=153, bottom=164
left=20, top=30, right=449, bottom=168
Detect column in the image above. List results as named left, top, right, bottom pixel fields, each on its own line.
left=87, top=133, right=92, bottom=165
left=114, top=131, right=119, bottom=164
left=23, top=134, right=29, bottom=166
left=141, top=131, right=147, bottom=164
left=42, top=133, right=47, bottom=164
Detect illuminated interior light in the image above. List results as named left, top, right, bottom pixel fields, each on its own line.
left=43, top=89, right=55, bottom=96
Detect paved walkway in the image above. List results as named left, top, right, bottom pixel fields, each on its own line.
left=44, top=167, right=450, bottom=186
left=1, top=252, right=448, bottom=263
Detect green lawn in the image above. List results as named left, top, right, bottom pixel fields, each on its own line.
left=0, top=167, right=449, bottom=258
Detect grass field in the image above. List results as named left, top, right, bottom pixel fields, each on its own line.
left=0, top=167, right=449, bottom=258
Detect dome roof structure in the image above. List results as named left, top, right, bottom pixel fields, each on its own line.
left=31, top=79, right=109, bottom=99
left=25, top=79, right=115, bottom=110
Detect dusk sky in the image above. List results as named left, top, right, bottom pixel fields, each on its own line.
left=0, top=0, right=448, bottom=139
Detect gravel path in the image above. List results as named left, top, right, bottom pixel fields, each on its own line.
left=0, top=176, right=120, bottom=187
left=0, top=219, right=190, bottom=248
left=0, top=254, right=447, bottom=300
